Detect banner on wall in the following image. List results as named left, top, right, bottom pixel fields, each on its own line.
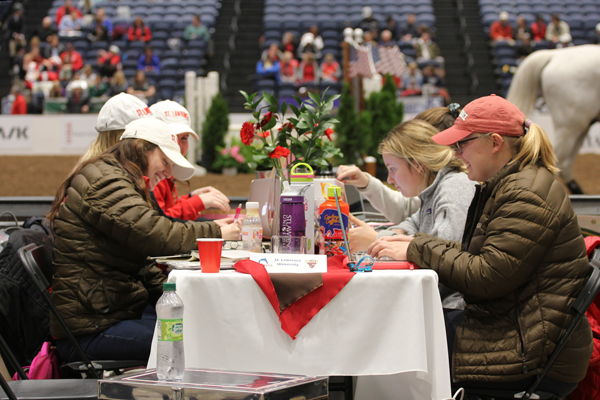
left=0, top=117, right=31, bottom=149
left=62, top=115, right=98, bottom=150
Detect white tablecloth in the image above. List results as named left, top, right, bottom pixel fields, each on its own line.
left=148, top=269, right=451, bottom=400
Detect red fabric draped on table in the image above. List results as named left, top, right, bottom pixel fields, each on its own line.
left=233, top=255, right=354, bottom=339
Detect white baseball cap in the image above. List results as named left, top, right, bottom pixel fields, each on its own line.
left=95, top=93, right=153, bottom=132
left=120, top=117, right=195, bottom=181
left=149, top=100, right=199, bottom=140
left=499, top=11, right=509, bottom=20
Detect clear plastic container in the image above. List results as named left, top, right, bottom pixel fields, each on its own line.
left=156, top=282, right=185, bottom=382
left=241, top=202, right=263, bottom=253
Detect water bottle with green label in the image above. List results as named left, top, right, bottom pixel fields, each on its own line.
left=156, top=282, right=185, bottom=381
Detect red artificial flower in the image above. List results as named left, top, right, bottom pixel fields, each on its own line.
left=269, top=146, right=290, bottom=158
left=278, top=122, right=295, bottom=132
left=324, top=127, right=334, bottom=141
left=261, top=112, right=277, bottom=127
left=240, top=122, right=256, bottom=145
left=258, top=131, right=270, bottom=138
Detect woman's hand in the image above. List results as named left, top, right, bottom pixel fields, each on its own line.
left=348, top=214, right=378, bottom=252
left=367, top=235, right=414, bottom=260
left=197, top=189, right=230, bottom=212
left=191, top=186, right=220, bottom=196
left=336, top=165, right=370, bottom=188
left=213, top=217, right=233, bottom=227
left=220, top=220, right=242, bottom=240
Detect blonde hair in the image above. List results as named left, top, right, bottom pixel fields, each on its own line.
left=76, top=130, right=123, bottom=168
left=505, top=122, right=559, bottom=174
left=378, top=119, right=466, bottom=186
left=415, top=106, right=461, bottom=132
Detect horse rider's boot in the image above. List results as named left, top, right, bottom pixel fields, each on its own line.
left=566, top=180, right=584, bottom=195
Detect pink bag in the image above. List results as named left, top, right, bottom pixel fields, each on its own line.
left=13, top=342, right=60, bottom=380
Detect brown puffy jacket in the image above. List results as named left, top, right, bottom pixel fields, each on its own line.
left=408, top=162, right=593, bottom=383
left=51, top=158, right=221, bottom=337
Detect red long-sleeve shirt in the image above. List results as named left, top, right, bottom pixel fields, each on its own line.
left=153, top=178, right=205, bottom=220
left=11, top=94, right=27, bottom=114
left=128, top=25, right=151, bottom=42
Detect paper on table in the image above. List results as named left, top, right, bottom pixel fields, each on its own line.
left=221, top=250, right=252, bottom=261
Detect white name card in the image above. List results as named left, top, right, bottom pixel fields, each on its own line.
left=249, top=254, right=328, bottom=273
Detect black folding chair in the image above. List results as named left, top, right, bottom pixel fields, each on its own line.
left=0, top=330, right=98, bottom=400
left=17, top=244, right=145, bottom=379
left=454, top=248, right=600, bottom=400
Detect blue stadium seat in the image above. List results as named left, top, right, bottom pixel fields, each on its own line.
left=184, top=49, right=205, bottom=58
left=186, top=39, right=207, bottom=50
left=152, top=31, right=170, bottom=41
left=90, top=40, right=109, bottom=50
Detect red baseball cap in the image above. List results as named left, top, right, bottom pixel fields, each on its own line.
left=432, top=94, right=526, bottom=145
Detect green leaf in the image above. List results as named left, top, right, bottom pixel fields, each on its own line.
left=293, top=95, right=302, bottom=105
left=240, top=90, right=249, bottom=101
left=296, top=120, right=310, bottom=130
left=308, top=92, right=321, bottom=107
left=249, top=92, right=257, bottom=102
left=268, top=103, right=279, bottom=113
left=281, top=102, right=288, bottom=117
left=262, top=116, right=277, bottom=131
left=289, top=104, right=301, bottom=117
left=253, top=111, right=260, bottom=121
left=326, top=94, right=341, bottom=103
left=254, top=154, right=268, bottom=161
left=263, top=92, right=277, bottom=106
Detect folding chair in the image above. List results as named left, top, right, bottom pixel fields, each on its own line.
left=455, top=248, right=600, bottom=400
left=18, top=244, right=144, bottom=380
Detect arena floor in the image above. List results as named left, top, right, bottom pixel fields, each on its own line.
left=1, top=154, right=600, bottom=197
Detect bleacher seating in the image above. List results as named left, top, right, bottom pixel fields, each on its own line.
left=480, top=0, right=600, bottom=95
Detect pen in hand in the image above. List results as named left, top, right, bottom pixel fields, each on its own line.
left=233, top=204, right=242, bottom=223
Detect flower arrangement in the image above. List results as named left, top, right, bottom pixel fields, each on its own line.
left=239, top=90, right=343, bottom=180
left=211, top=140, right=247, bottom=172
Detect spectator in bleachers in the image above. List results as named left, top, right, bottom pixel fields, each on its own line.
left=296, top=52, right=319, bottom=85
left=546, top=14, right=570, bottom=47
left=49, top=80, right=64, bottom=98
left=44, top=34, right=66, bottom=60
left=7, top=3, right=26, bottom=60
left=127, top=70, right=156, bottom=104
left=87, top=19, right=109, bottom=42
left=279, top=50, right=298, bottom=83
left=515, top=15, right=532, bottom=42
left=184, top=15, right=210, bottom=42
left=363, top=31, right=379, bottom=59
left=531, top=14, right=546, bottom=42
left=516, top=33, right=534, bottom=64
left=55, top=0, right=82, bottom=27
left=490, top=11, right=514, bottom=43
left=320, top=53, right=341, bottom=83
left=379, top=29, right=395, bottom=47
left=80, top=64, right=97, bottom=87
left=257, top=43, right=280, bottom=81
left=32, top=17, right=57, bottom=44
left=109, top=70, right=128, bottom=95
left=414, top=28, right=443, bottom=66
left=60, top=42, right=83, bottom=72
left=381, top=15, right=400, bottom=42
left=399, top=14, right=420, bottom=43
left=10, top=85, right=27, bottom=114
left=298, top=26, right=324, bottom=60
left=280, top=32, right=297, bottom=55
left=422, top=65, right=450, bottom=104
left=59, top=53, right=74, bottom=82
left=58, top=7, right=83, bottom=36
left=401, top=61, right=423, bottom=96
left=98, top=45, right=121, bottom=78
left=128, top=17, right=152, bottom=42
left=89, top=74, right=109, bottom=99
left=66, top=80, right=90, bottom=113
left=138, top=46, right=160, bottom=73
left=93, top=7, right=113, bottom=38
left=595, top=23, right=600, bottom=44
left=357, top=6, right=379, bottom=39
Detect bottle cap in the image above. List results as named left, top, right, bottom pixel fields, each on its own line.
left=327, top=186, right=342, bottom=198
left=163, top=282, right=176, bottom=291
left=245, top=202, right=259, bottom=209
left=290, top=163, right=314, bottom=182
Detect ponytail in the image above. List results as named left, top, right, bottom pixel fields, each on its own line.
left=507, top=122, right=559, bottom=174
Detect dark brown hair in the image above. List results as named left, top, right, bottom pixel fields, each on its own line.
left=414, top=105, right=462, bottom=132
left=48, top=138, right=158, bottom=222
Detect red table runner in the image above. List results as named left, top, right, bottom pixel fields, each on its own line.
left=233, top=255, right=354, bottom=339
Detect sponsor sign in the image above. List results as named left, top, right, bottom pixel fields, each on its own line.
left=0, top=117, right=31, bottom=149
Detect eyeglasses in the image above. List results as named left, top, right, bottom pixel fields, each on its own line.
left=450, top=133, right=493, bottom=154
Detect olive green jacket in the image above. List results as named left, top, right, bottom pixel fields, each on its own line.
left=51, top=158, right=221, bottom=337
left=408, top=162, right=593, bottom=383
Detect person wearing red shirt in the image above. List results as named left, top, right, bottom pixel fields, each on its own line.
left=150, top=100, right=231, bottom=220
left=10, top=86, right=27, bottom=114
left=320, top=53, right=341, bottom=83
left=60, top=42, right=83, bottom=71
left=490, top=11, right=514, bottom=42
left=55, top=0, right=82, bottom=26
left=297, top=52, right=319, bottom=85
left=128, top=17, right=151, bottom=42
left=531, top=14, right=547, bottom=42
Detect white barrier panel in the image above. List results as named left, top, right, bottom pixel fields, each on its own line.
left=3, top=111, right=600, bottom=156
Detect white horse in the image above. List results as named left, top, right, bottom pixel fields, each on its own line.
left=507, top=44, right=600, bottom=194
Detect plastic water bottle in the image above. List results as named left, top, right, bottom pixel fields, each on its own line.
left=242, top=201, right=263, bottom=252
left=156, top=282, right=185, bottom=381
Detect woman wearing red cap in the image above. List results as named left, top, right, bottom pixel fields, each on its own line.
left=368, top=95, right=592, bottom=395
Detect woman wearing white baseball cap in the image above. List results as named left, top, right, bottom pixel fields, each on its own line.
left=48, top=117, right=241, bottom=363
left=150, top=100, right=231, bottom=220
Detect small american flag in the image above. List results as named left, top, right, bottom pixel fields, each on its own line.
left=348, top=44, right=376, bottom=78
left=376, top=45, right=407, bottom=78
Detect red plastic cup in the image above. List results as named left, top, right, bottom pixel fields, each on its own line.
left=196, top=238, right=224, bottom=273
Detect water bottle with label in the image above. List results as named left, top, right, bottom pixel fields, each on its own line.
left=156, top=282, right=185, bottom=381
left=242, top=202, right=263, bottom=252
